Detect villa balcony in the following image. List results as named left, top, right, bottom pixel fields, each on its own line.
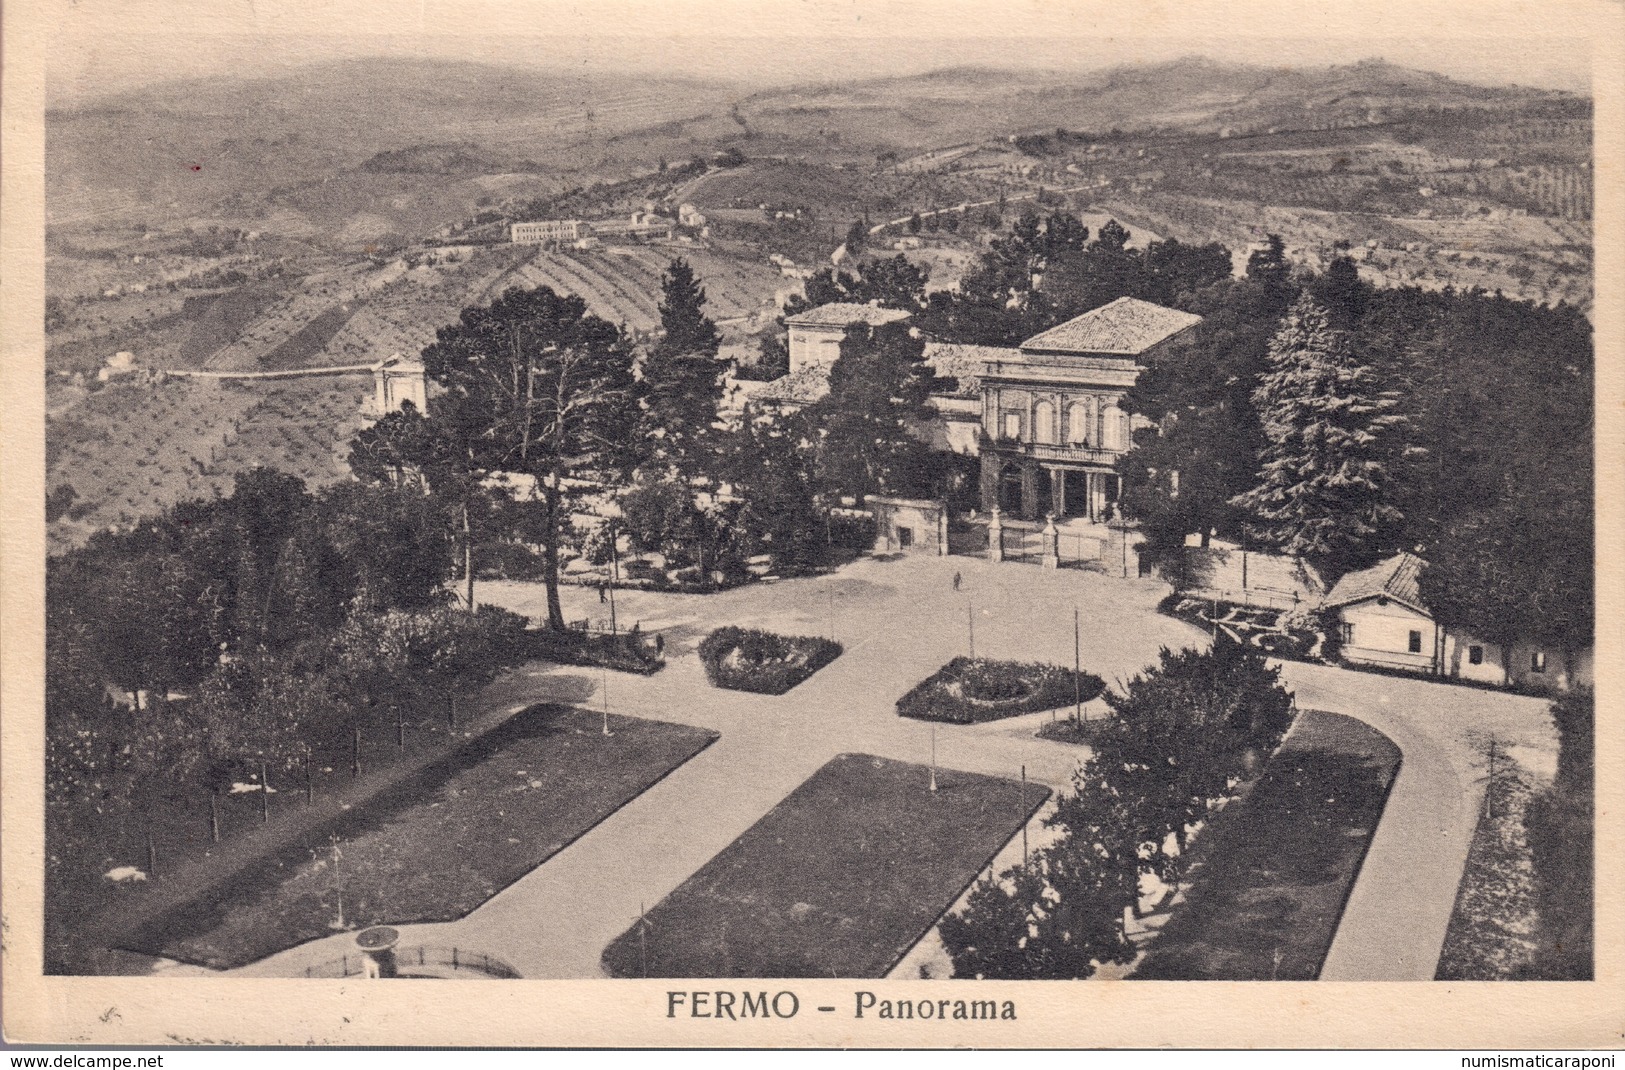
left=986, top=437, right=1123, bottom=467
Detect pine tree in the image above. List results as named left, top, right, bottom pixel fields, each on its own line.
left=809, top=321, right=939, bottom=502
left=642, top=258, right=724, bottom=467
left=1230, top=294, right=1404, bottom=579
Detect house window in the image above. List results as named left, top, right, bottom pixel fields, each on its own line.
left=1468, top=645, right=1484, bottom=666
left=1002, top=412, right=1022, bottom=441
left=1530, top=650, right=1547, bottom=674
left=1339, top=622, right=1354, bottom=644
left=897, top=526, right=914, bottom=548
left=1407, top=630, right=1423, bottom=654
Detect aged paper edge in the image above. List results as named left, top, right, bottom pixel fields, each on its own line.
left=3, top=0, right=1622, bottom=1048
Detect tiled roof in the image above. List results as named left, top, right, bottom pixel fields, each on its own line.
left=784, top=302, right=914, bottom=328
left=1321, top=553, right=1430, bottom=615
left=922, top=342, right=1018, bottom=396
left=1019, top=296, right=1202, bottom=356
left=751, top=367, right=830, bottom=406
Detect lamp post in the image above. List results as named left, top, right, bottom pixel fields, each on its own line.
left=1020, top=765, right=1028, bottom=867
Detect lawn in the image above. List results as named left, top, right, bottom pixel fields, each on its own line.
left=123, top=706, right=717, bottom=969
left=1129, top=710, right=1401, bottom=980
left=600, top=753, right=1049, bottom=978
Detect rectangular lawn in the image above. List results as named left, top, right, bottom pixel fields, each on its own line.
left=125, top=706, right=717, bottom=969
left=601, top=753, right=1049, bottom=978
left=1130, top=710, right=1401, bottom=980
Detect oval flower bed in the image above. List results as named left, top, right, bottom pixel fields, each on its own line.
left=897, top=657, right=1105, bottom=725
left=697, top=626, right=844, bottom=695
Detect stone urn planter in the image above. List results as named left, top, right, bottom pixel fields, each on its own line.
left=356, top=925, right=400, bottom=979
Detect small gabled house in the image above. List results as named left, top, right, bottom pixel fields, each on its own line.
left=1321, top=552, right=1592, bottom=691
left=1321, top=553, right=1442, bottom=675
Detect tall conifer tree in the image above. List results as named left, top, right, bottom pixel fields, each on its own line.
left=1231, top=293, right=1403, bottom=579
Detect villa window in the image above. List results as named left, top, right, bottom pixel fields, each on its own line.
left=1339, top=621, right=1354, bottom=644
left=1002, top=412, right=1023, bottom=441
left=1034, top=400, right=1056, bottom=444
left=1530, top=650, right=1547, bottom=674
left=1066, top=402, right=1090, bottom=445
left=1407, top=630, right=1423, bottom=654
left=1468, top=645, right=1484, bottom=666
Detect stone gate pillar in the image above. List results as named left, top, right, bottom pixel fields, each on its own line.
left=988, top=507, right=1004, bottom=563
left=1040, top=514, right=1060, bottom=569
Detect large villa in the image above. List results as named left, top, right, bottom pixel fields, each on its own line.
left=755, top=295, right=1203, bottom=523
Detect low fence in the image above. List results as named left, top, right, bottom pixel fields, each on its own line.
left=1183, top=586, right=1305, bottom=612
left=302, top=944, right=522, bottom=979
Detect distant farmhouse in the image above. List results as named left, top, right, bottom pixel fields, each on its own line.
left=753, top=296, right=1200, bottom=523
left=1321, top=552, right=1593, bottom=692
left=511, top=212, right=674, bottom=246
left=511, top=220, right=586, bottom=244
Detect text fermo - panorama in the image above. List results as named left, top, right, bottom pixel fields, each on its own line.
left=665, top=991, right=1017, bottom=1021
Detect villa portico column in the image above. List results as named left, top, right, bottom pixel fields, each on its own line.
left=1048, top=467, right=1065, bottom=518
left=1088, top=471, right=1108, bottom=521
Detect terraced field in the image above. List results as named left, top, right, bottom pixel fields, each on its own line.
left=46, top=374, right=373, bottom=552
left=513, top=246, right=782, bottom=332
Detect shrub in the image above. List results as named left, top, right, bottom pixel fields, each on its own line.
left=826, top=512, right=878, bottom=553
left=1035, top=715, right=1116, bottom=746
left=696, top=626, right=842, bottom=695
left=474, top=540, right=546, bottom=581
left=897, top=657, right=1105, bottom=725
left=527, top=627, right=664, bottom=675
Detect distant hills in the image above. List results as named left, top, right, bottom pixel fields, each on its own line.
left=46, top=54, right=1583, bottom=242
left=735, top=56, right=1576, bottom=148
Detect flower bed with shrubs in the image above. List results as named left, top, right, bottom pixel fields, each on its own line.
left=696, top=626, right=843, bottom=695
left=527, top=627, right=665, bottom=675
left=896, top=657, right=1105, bottom=725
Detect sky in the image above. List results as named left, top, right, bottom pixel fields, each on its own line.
left=43, top=0, right=1606, bottom=101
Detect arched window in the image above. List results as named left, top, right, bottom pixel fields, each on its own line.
left=1103, top=405, right=1129, bottom=451
left=1067, top=398, right=1092, bottom=445
left=1034, top=400, right=1056, bottom=444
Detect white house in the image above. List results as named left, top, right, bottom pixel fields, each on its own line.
left=1322, top=552, right=1592, bottom=691
left=371, top=354, right=429, bottom=415
left=783, top=302, right=913, bottom=376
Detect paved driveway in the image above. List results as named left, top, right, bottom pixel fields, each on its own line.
left=230, top=554, right=1555, bottom=980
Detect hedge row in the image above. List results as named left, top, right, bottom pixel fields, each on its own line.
left=527, top=628, right=665, bottom=675
left=897, top=657, right=1105, bottom=725
left=696, top=626, right=843, bottom=695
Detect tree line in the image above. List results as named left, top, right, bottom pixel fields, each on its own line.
left=754, top=206, right=1591, bottom=660
left=941, top=638, right=1295, bottom=977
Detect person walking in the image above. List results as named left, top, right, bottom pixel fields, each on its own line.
left=953, top=570, right=962, bottom=592
left=598, top=580, right=607, bottom=604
